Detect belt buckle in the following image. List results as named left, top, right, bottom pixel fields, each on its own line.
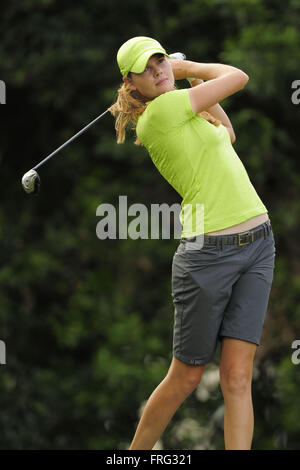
left=238, top=231, right=254, bottom=246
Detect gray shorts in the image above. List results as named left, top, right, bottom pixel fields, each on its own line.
left=171, top=220, right=276, bottom=365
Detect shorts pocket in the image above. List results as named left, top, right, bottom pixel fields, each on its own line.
left=184, top=243, right=219, bottom=261
left=174, top=242, right=186, bottom=256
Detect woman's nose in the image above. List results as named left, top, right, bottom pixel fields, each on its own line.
left=154, top=67, right=162, bottom=77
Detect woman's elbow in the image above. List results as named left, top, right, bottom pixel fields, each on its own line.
left=239, top=71, right=249, bottom=87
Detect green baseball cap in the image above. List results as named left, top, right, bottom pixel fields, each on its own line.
left=117, top=36, right=170, bottom=77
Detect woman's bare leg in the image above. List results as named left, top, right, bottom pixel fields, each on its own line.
left=219, top=337, right=257, bottom=450
left=129, top=356, right=206, bottom=450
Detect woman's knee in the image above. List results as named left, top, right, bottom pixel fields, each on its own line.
left=219, top=338, right=256, bottom=397
left=167, top=357, right=206, bottom=394
left=220, top=365, right=252, bottom=397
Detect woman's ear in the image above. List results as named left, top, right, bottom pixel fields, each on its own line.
left=123, top=76, right=137, bottom=91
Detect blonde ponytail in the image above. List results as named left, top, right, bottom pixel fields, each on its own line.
left=199, top=110, right=221, bottom=126
left=108, top=82, right=146, bottom=146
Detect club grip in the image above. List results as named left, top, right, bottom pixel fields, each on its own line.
left=169, top=52, right=186, bottom=60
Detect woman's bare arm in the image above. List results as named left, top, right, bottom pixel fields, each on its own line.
left=170, top=60, right=249, bottom=115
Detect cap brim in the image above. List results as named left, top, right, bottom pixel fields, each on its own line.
left=129, top=49, right=170, bottom=75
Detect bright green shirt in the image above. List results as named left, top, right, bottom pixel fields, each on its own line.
left=136, top=88, right=267, bottom=237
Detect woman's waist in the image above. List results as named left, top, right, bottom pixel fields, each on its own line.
left=205, top=213, right=269, bottom=235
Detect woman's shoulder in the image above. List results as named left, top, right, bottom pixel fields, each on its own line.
left=137, top=88, right=195, bottom=140
left=145, top=88, right=193, bottom=119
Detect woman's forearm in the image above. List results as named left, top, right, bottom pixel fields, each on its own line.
left=171, top=60, right=248, bottom=82
left=188, top=79, right=235, bottom=129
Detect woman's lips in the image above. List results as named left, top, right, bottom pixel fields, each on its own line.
left=156, top=78, right=167, bottom=86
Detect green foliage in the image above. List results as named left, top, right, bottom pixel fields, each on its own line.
left=0, top=0, right=299, bottom=450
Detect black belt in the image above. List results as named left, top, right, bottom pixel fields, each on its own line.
left=182, top=220, right=272, bottom=246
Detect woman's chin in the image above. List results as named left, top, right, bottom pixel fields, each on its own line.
left=155, top=83, right=174, bottom=96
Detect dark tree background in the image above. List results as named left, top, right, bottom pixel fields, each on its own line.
left=0, top=0, right=299, bottom=450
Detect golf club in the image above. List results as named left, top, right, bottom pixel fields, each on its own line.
left=21, top=53, right=186, bottom=195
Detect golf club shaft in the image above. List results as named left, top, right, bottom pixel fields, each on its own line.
left=33, top=108, right=110, bottom=171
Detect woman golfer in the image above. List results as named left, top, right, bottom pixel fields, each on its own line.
left=110, top=36, right=276, bottom=450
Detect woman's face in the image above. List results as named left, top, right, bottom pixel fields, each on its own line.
left=124, top=54, right=175, bottom=100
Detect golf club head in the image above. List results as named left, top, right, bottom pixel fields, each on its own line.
left=22, top=169, right=41, bottom=194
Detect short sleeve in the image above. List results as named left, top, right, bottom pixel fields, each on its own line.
left=146, top=88, right=195, bottom=130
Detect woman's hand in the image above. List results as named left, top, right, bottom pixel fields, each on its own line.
left=169, top=58, right=193, bottom=81
left=169, top=57, right=204, bottom=86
